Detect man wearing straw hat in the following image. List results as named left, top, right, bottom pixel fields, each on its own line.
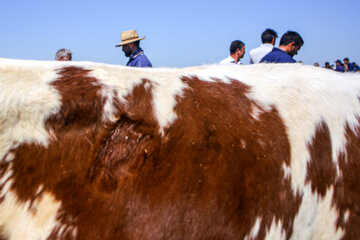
left=116, top=30, right=152, bottom=67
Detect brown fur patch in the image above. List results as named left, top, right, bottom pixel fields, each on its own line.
left=306, top=121, right=336, bottom=196
left=0, top=225, right=8, bottom=240
left=121, top=77, right=301, bottom=239
left=332, top=118, right=360, bottom=239
left=88, top=79, right=160, bottom=193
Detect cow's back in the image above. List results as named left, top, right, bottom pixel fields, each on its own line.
left=0, top=59, right=360, bottom=240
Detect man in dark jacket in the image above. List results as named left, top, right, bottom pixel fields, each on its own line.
left=260, top=31, right=304, bottom=63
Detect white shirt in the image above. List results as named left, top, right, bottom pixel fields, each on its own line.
left=249, top=43, right=274, bottom=64
left=219, top=56, right=241, bottom=65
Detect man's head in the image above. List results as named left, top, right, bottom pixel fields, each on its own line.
left=55, top=48, right=72, bottom=61
left=261, top=28, right=278, bottom=45
left=230, top=40, right=245, bottom=61
left=343, top=58, right=350, bottom=64
left=279, top=31, right=304, bottom=57
left=116, top=30, right=145, bottom=57
left=122, top=41, right=140, bottom=57
left=336, top=60, right=343, bottom=66
left=325, top=62, right=331, bottom=68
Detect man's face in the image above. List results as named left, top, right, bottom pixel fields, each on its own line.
left=58, top=55, right=72, bottom=61
left=65, top=55, right=72, bottom=61
left=122, top=44, right=132, bottom=57
left=237, top=46, right=245, bottom=59
left=288, top=43, right=301, bottom=57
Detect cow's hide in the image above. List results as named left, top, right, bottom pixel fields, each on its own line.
left=0, top=58, right=360, bottom=240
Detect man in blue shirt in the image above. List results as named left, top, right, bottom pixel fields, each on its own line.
left=335, top=60, right=345, bottom=72
left=116, top=30, right=152, bottom=68
left=343, top=58, right=355, bottom=72
left=260, top=31, right=304, bottom=63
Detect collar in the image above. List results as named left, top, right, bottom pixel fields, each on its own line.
left=130, top=48, right=144, bottom=60
left=229, top=55, right=240, bottom=64
left=261, top=43, right=274, bottom=47
left=273, top=47, right=286, bottom=53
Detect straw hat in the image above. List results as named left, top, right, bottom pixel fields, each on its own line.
left=115, top=30, right=145, bottom=47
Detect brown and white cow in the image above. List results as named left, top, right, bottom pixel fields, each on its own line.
left=0, top=58, right=360, bottom=240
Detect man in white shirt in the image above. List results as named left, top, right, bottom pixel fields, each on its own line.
left=249, top=29, right=277, bottom=64
left=220, top=40, right=245, bottom=65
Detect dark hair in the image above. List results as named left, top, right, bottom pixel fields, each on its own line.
left=279, top=31, right=304, bottom=47
left=343, top=57, right=349, bottom=62
left=261, top=28, right=278, bottom=44
left=230, top=40, right=245, bottom=54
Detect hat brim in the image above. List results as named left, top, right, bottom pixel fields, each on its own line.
left=115, top=37, right=145, bottom=47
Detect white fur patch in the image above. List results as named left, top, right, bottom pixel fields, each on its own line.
left=250, top=104, right=264, bottom=120
left=291, top=185, right=344, bottom=240
left=0, top=163, right=13, bottom=198
left=88, top=64, right=187, bottom=134
left=264, top=218, right=286, bottom=240
left=52, top=222, right=78, bottom=239
left=282, top=163, right=292, bottom=180
left=0, top=189, right=61, bottom=240
left=344, top=210, right=350, bottom=224
left=244, top=217, right=262, bottom=240
left=0, top=59, right=63, bottom=161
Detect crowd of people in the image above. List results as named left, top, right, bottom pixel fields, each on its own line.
left=220, top=29, right=304, bottom=65
left=315, top=58, right=360, bottom=72
left=54, top=29, right=358, bottom=73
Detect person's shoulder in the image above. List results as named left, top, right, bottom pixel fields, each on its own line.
left=250, top=45, right=264, bottom=54
left=219, top=58, right=227, bottom=64
left=260, top=48, right=295, bottom=63
left=132, top=53, right=152, bottom=67
left=259, top=49, right=277, bottom=62
left=348, top=63, right=355, bottom=70
left=220, top=56, right=233, bottom=64
left=139, top=54, right=152, bottom=66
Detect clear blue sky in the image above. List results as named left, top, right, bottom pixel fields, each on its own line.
left=1, top=0, right=359, bottom=67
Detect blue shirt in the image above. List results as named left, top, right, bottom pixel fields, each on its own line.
left=127, top=48, right=152, bottom=68
left=347, top=62, right=355, bottom=71
left=335, top=65, right=345, bottom=72
left=260, top=47, right=296, bottom=63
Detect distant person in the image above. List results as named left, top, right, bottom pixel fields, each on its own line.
left=260, top=31, right=304, bottom=63
left=115, top=29, right=152, bottom=68
left=343, top=57, right=354, bottom=72
left=55, top=48, right=72, bottom=61
left=313, top=62, right=320, bottom=67
left=249, top=28, right=278, bottom=64
left=219, top=40, right=245, bottom=65
left=335, top=60, right=345, bottom=72
left=324, top=62, right=332, bottom=69
left=353, top=62, right=359, bottom=72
